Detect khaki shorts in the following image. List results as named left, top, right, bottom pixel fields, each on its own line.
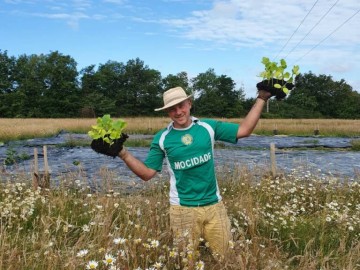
left=169, top=201, right=232, bottom=256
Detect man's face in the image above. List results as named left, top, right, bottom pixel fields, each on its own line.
left=166, top=99, right=192, bottom=128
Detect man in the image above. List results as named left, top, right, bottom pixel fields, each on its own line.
left=92, top=82, right=292, bottom=257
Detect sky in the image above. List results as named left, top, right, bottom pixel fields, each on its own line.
left=1, top=0, right=360, bottom=98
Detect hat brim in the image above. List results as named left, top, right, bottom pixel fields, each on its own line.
left=154, top=95, right=193, bottom=111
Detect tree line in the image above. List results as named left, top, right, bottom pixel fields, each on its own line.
left=1, top=50, right=359, bottom=119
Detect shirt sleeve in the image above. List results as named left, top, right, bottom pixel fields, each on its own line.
left=203, top=119, right=239, bottom=144
left=144, top=133, right=165, bottom=171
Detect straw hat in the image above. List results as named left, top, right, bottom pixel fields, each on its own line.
left=155, top=87, right=193, bottom=111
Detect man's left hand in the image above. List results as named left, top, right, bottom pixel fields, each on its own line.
left=256, top=79, right=294, bottom=100
left=257, top=89, right=272, bottom=101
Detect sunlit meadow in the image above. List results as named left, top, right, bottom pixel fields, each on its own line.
left=1, top=118, right=360, bottom=141
left=1, top=165, right=360, bottom=270
left=1, top=118, right=360, bottom=269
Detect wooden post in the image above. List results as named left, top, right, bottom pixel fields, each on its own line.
left=314, top=124, right=320, bottom=136
left=32, top=146, right=51, bottom=190
left=43, top=145, right=50, bottom=189
left=32, top=148, right=39, bottom=190
left=273, top=124, right=278, bottom=135
left=270, top=143, right=277, bottom=177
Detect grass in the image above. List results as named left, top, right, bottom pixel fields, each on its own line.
left=253, top=118, right=360, bottom=137
left=1, top=167, right=360, bottom=269
left=1, top=117, right=360, bottom=268
left=0, top=118, right=360, bottom=142
left=351, top=139, right=360, bottom=151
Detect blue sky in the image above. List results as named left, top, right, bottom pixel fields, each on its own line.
left=1, top=0, right=359, bottom=97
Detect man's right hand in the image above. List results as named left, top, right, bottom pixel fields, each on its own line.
left=90, top=133, right=129, bottom=158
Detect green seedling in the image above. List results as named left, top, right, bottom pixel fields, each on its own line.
left=88, top=114, right=127, bottom=145
left=259, top=57, right=300, bottom=94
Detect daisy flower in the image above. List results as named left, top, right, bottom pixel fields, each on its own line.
left=153, top=262, right=162, bottom=269
left=150, top=239, right=159, bottom=248
left=86, top=260, right=98, bottom=269
left=195, top=260, right=205, bottom=270
left=76, top=249, right=89, bottom=257
left=113, top=237, right=127, bottom=245
left=82, top=225, right=90, bottom=232
left=103, top=253, right=116, bottom=265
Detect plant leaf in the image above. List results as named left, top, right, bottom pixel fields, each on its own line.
left=280, top=59, right=287, bottom=69
left=88, top=114, right=127, bottom=144
left=284, top=72, right=290, bottom=79
left=261, top=57, right=270, bottom=65
left=292, top=65, right=300, bottom=75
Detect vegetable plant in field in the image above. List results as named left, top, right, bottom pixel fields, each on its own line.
left=259, top=57, right=300, bottom=95
left=88, top=114, right=127, bottom=145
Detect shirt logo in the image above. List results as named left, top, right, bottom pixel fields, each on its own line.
left=181, top=134, right=193, bottom=145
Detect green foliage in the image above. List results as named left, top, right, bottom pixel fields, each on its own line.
left=56, top=138, right=91, bottom=148
left=1, top=50, right=360, bottom=119
left=350, top=139, right=360, bottom=151
left=1, top=171, right=360, bottom=269
left=3, top=147, right=17, bottom=165
left=259, top=57, right=300, bottom=94
left=162, top=71, right=189, bottom=90
left=4, top=51, right=80, bottom=117
left=3, top=147, right=30, bottom=165
left=72, top=160, right=81, bottom=166
left=192, top=69, right=245, bottom=117
left=287, top=72, right=360, bottom=119
left=88, top=114, right=127, bottom=145
left=125, top=138, right=152, bottom=147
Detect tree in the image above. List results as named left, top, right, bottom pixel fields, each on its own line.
left=285, top=74, right=320, bottom=118
left=0, top=50, right=16, bottom=94
left=120, top=58, right=162, bottom=116
left=41, top=51, right=80, bottom=117
left=192, top=69, right=245, bottom=117
left=6, top=51, right=80, bottom=117
left=80, top=65, right=117, bottom=117
left=2, top=50, right=360, bottom=119
left=162, top=72, right=190, bottom=90
left=91, top=58, right=163, bottom=116
left=287, top=72, right=360, bottom=118
left=0, top=50, right=17, bottom=117
left=12, top=54, right=46, bottom=117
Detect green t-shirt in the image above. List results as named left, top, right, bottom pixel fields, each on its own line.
left=144, top=117, right=239, bottom=206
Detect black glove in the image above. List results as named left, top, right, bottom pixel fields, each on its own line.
left=256, top=79, right=294, bottom=100
left=91, top=133, right=129, bottom=158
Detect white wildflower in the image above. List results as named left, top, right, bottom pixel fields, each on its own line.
left=86, top=260, right=98, bottom=269
left=76, top=249, right=89, bottom=257
left=113, top=237, right=127, bottom=245
left=103, top=253, right=116, bottom=265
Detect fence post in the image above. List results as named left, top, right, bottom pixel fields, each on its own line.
left=43, top=145, right=50, bottom=189
left=32, top=146, right=51, bottom=190
left=314, top=124, right=320, bottom=135
left=270, top=143, right=277, bottom=176
left=32, top=148, right=39, bottom=190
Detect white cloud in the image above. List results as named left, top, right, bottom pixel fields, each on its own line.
left=156, top=0, right=360, bottom=84
left=2, top=0, right=359, bottom=92
left=161, top=0, right=360, bottom=51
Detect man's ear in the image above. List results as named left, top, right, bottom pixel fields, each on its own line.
left=188, top=99, right=192, bottom=108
